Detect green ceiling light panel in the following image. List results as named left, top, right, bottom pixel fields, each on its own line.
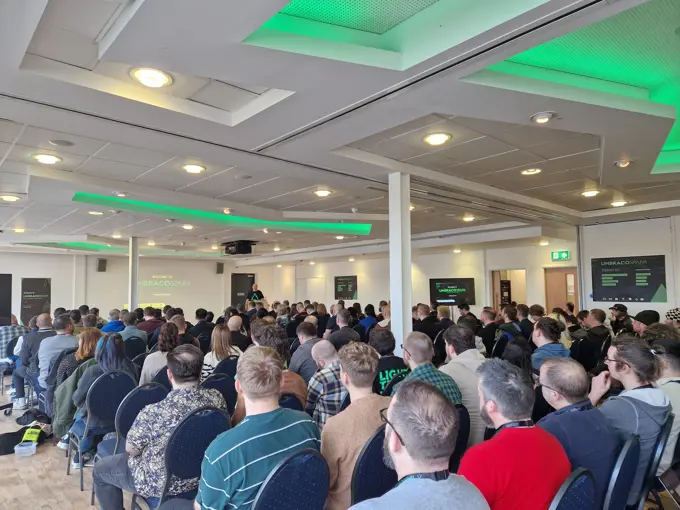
left=72, top=192, right=372, bottom=236
left=19, top=242, right=128, bottom=253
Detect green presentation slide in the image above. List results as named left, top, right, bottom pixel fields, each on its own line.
left=591, top=256, right=667, bottom=303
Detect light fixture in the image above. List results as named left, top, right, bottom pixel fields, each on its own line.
left=539, top=240, right=550, bottom=246
left=463, top=215, right=475, bottom=222
left=182, top=224, right=194, bottom=230
left=147, top=240, right=156, bottom=246
left=112, top=234, right=122, bottom=239
left=614, top=160, right=633, bottom=168
left=223, top=208, right=231, bottom=215
left=453, top=249, right=461, bottom=254
left=521, top=168, right=542, bottom=176
left=273, top=247, right=281, bottom=252
left=275, top=231, right=282, bottom=234
left=309, top=261, right=315, bottom=265
left=409, top=205, right=415, bottom=211
left=263, top=228, right=269, bottom=234
left=14, top=228, right=25, bottom=233
left=88, top=211, right=104, bottom=215
left=277, top=264, right=282, bottom=268
left=183, top=164, right=205, bottom=174
left=314, top=189, right=332, bottom=197
left=335, top=236, right=345, bottom=240
left=0, top=195, right=20, bottom=202
left=530, top=111, right=556, bottom=124
left=49, top=139, right=74, bottom=147
left=114, top=191, right=128, bottom=198
left=32, top=154, right=62, bottom=165
left=611, top=201, right=628, bottom=207
left=130, top=68, right=173, bottom=88
left=349, top=257, right=355, bottom=262
left=211, top=244, right=219, bottom=250
left=106, top=243, right=112, bottom=247
left=423, top=133, right=452, bottom=146
left=581, top=190, right=600, bottom=197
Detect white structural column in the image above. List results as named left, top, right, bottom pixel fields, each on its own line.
left=388, top=172, right=412, bottom=354
left=128, top=237, right=139, bottom=310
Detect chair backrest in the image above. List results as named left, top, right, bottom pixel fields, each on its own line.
left=213, top=355, right=239, bottom=379
left=152, top=366, right=172, bottom=390
left=85, top=370, right=137, bottom=432
left=449, top=404, right=470, bottom=473
left=340, top=393, right=351, bottom=412
left=634, top=412, right=674, bottom=509
left=162, top=406, right=230, bottom=501
left=115, top=383, right=169, bottom=439
left=132, top=352, right=149, bottom=370
left=252, top=448, right=329, bottom=510
left=353, top=324, right=366, bottom=342
left=381, top=371, right=408, bottom=397
left=289, top=337, right=301, bottom=356
left=280, top=393, right=304, bottom=411
left=124, top=337, right=147, bottom=360
left=149, top=342, right=159, bottom=353
left=366, top=322, right=376, bottom=339
left=603, top=435, right=641, bottom=510
left=200, top=373, right=237, bottom=416
left=548, top=468, right=597, bottom=510
left=286, top=320, right=299, bottom=338
left=600, top=335, right=612, bottom=359
left=45, top=347, right=78, bottom=388
left=196, top=332, right=211, bottom=355
left=4, top=336, right=19, bottom=358
left=351, top=424, right=398, bottom=505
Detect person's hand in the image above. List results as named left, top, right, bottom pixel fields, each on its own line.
left=589, top=371, right=611, bottom=405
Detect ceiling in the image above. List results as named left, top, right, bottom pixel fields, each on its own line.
left=0, top=0, right=677, bottom=261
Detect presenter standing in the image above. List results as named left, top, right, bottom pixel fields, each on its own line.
left=247, top=283, right=265, bottom=303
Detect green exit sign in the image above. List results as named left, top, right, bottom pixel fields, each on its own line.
left=551, top=250, right=571, bottom=261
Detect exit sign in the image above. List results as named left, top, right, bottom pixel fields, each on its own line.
left=551, top=250, right=571, bottom=261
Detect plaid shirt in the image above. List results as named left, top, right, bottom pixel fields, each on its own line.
left=0, top=324, right=29, bottom=357
left=305, top=360, right=347, bottom=429
left=393, top=362, right=462, bottom=405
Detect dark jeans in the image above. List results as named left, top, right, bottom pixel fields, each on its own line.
left=93, top=453, right=137, bottom=510
left=13, top=365, right=27, bottom=398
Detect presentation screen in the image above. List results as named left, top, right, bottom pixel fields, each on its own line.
left=429, top=278, right=476, bottom=306
left=591, top=255, right=667, bottom=303
left=335, top=275, right=358, bottom=300
left=0, top=274, right=11, bottom=326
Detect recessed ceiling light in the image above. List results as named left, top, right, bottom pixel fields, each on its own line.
left=114, top=191, right=128, bottom=198
left=182, top=224, right=194, bottom=230
left=309, top=261, right=315, bottom=265
left=234, top=174, right=252, bottom=180
left=130, top=68, right=173, bottom=88
left=314, top=189, right=332, bottom=197
left=273, top=247, right=281, bottom=252
left=463, top=216, right=475, bottom=222
left=539, top=241, right=550, bottom=246
left=211, top=244, right=219, bottom=250
left=530, top=111, right=556, bottom=124
left=88, top=211, right=104, bottom=215
left=223, top=208, right=231, bottom=215
left=581, top=190, right=600, bottom=197
left=614, top=160, right=633, bottom=168
left=349, top=257, right=355, bottom=262
left=112, top=234, right=122, bottom=239
left=32, top=154, right=62, bottom=165
left=106, top=243, right=112, bottom=247
left=453, top=249, right=461, bottom=253
left=147, top=240, right=156, bottom=246
left=335, top=236, right=345, bottom=240
left=423, top=133, right=452, bottom=146
left=611, top=201, right=628, bottom=207
left=275, top=231, right=282, bottom=234
left=0, top=195, right=20, bottom=202
left=277, top=264, right=282, bottom=268
left=183, top=164, right=205, bottom=174
left=263, top=228, right=269, bottom=234
left=48, top=139, right=75, bottom=147
left=409, top=205, right=415, bottom=211
left=521, top=168, right=542, bottom=176
left=14, top=228, right=25, bottom=233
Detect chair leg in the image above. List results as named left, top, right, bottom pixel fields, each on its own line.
left=90, top=455, right=98, bottom=505
left=66, top=438, right=72, bottom=475
left=79, top=442, right=84, bottom=491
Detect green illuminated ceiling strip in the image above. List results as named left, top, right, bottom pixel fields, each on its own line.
left=72, top=192, right=372, bottom=236
left=19, top=242, right=226, bottom=258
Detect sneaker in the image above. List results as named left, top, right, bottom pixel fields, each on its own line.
left=12, top=398, right=27, bottom=410
left=71, top=451, right=94, bottom=469
left=56, top=434, right=70, bottom=451
left=8, top=387, right=16, bottom=396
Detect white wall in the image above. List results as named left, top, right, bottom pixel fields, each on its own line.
left=506, top=270, right=527, bottom=304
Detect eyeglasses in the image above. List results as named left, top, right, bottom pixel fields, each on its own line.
left=604, top=355, right=629, bottom=367
left=379, top=407, right=407, bottom=447
left=400, top=344, right=411, bottom=357
left=537, top=382, right=560, bottom=394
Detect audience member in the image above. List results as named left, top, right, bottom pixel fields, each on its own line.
left=316, top=302, right=330, bottom=336
left=440, top=325, right=486, bottom=446
left=376, top=305, right=391, bottom=329
left=437, top=306, right=453, bottom=330
left=565, top=302, right=576, bottom=322
left=531, top=316, right=570, bottom=370
left=665, top=308, right=680, bottom=329
left=201, top=324, right=242, bottom=381
left=119, top=312, right=148, bottom=343
left=351, top=379, right=489, bottom=510
left=305, top=314, right=319, bottom=329
left=324, top=302, right=344, bottom=339
left=570, top=309, right=609, bottom=372
left=328, top=309, right=360, bottom=351
left=37, top=314, right=78, bottom=390
left=537, top=358, right=619, bottom=505
left=276, top=304, right=291, bottom=328
left=492, top=306, right=524, bottom=359
left=457, top=303, right=478, bottom=323
left=632, top=310, right=661, bottom=337
left=136, top=307, right=164, bottom=335
left=478, top=309, right=499, bottom=355
left=306, top=340, right=347, bottom=429
left=289, top=321, right=321, bottom=384
left=53, top=307, right=67, bottom=319
left=189, top=308, right=214, bottom=339
left=82, top=314, right=98, bottom=328
left=369, top=328, right=408, bottom=394
left=394, top=332, right=461, bottom=405
left=78, top=305, right=90, bottom=317
left=55, top=327, right=100, bottom=387
left=459, top=359, right=570, bottom=510
left=100, top=309, right=124, bottom=333
left=567, top=312, right=588, bottom=343
left=139, top=323, right=180, bottom=385
left=69, top=310, right=84, bottom=336
left=12, top=313, right=54, bottom=410
left=413, top=304, right=441, bottom=342
left=610, top=304, right=635, bottom=336
left=170, top=315, right=198, bottom=347
left=323, top=342, right=391, bottom=510
left=516, top=304, right=533, bottom=340
left=589, top=335, right=671, bottom=506
left=246, top=301, right=257, bottom=318
left=359, top=304, right=378, bottom=330
left=93, top=345, right=226, bottom=509
left=0, top=313, right=29, bottom=356
left=226, top=315, right=251, bottom=352
left=196, top=346, right=320, bottom=510
left=529, top=304, right=545, bottom=322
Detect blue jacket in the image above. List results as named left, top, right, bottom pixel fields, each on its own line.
left=531, top=342, right=570, bottom=370
left=100, top=320, right=125, bottom=333
left=538, top=400, right=620, bottom=505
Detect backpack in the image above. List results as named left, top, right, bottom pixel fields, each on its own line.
left=491, top=323, right=529, bottom=358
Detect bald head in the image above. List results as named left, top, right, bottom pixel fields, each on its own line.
left=36, top=313, right=52, bottom=329
left=403, top=331, right=434, bottom=365
left=311, top=340, right=338, bottom=366
left=10, top=314, right=18, bottom=325
left=227, top=316, right=242, bottom=332
left=540, top=358, right=589, bottom=404
left=304, top=315, right=318, bottom=327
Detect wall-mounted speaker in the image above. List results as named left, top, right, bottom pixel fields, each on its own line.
left=216, top=262, right=224, bottom=275
left=96, top=258, right=108, bottom=272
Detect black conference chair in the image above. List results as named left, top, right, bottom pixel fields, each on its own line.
left=91, top=383, right=169, bottom=504
left=132, top=406, right=230, bottom=509
left=635, top=413, right=674, bottom=510
left=124, top=337, right=147, bottom=361
left=365, top=323, right=376, bottom=340
left=289, top=337, right=301, bottom=356
left=548, top=468, right=597, bottom=510
left=251, top=448, right=329, bottom=510
left=152, top=366, right=172, bottom=390
left=449, top=404, right=470, bottom=473
left=41, top=347, right=77, bottom=416
left=340, top=393, right=351, bottom=412
left=602, top=435, right=641, bottom=510
left=132, top=352, right=149, bottom=371
left=381, top=372, right=408, bottom=397
left=196, top=332, right=211, bottom=354
left=0, top=336, right=19, bottom=395
left=201, top=373, right=237, bottom=416
left=351, top=424, right=398, bottom=505
left=67, top=370, right=137, bottom=491
left=280, top=393, right=304, bottom=411
left=213, top=355, right=239, bottom=379
left=353, top=324, right=366, bottom=343
left=286, top=320, right=300, bottom=339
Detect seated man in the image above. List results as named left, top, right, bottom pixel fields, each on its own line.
left=93, top=345, right=227, bottom=510
left=170, top=315, right=199, bottom=347
left=227, top=315, right=251, bottom=352
left=459, top=359, right=570, bottom=510
left=136, top=306, right=164, bottom=336
left=328, top=309, right=360, bottom=350
left=306, top=340, right=347, bottom=429
left=393, top=332, right=462, bottom=405
left=119, top=312, right=148, bottom=343
left=188, top=308, right=214, bottom=339
left=350, top=379, right=489, bottom=510
left=37, top=314, right=78, bottom=392
left=289, top=321, right=321, bottom=384
left=195, top=346, right=320, bottom=510
left=368, top=328, right=408, bottom=394
left=323, top=342, right=391, bottom=510
left=12, top=313, right=53, bottom=410
left=100, top=309, right=124, bottom=333
left=538, top=358, right=619, bottom=505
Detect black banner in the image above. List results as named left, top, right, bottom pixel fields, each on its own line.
left=0, top=274, right=11, bottom=326
left=335, top=275, right=358, bottom=300
left=500, top=280, right=512, bottom=306
left=591, top=256, right=667, bottom=303
left=430, top=278, right=476, bottom=306
left=21, top=278, right=51, bottom=326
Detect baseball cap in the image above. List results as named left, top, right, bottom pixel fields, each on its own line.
left=609, top=304, right=628, bottom=313
left=666, top=308, right=680, bottom=322
left=633, top=310, right=660, bottom=326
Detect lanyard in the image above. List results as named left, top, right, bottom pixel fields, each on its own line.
left=496, top=419, right=534, bottom=432
left=396, top=470, right=450, bottom=486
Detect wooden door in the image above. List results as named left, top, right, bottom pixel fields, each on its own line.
left=544, top=267, right=579, bottom=312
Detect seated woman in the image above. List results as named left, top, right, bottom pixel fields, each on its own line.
left=359, top=304, right=378, bottom=331
left=69, top=333, right=139, bottom=467
left=201, top=324, right=242, bottom=381
left=139, top=323, right=180, bottom=386
left=55, top=327, right=101, bottom=387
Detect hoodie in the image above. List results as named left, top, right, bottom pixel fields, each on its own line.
left=599, top=387, right=671, bottom=505
left=531, top=342, right=571, bottom=371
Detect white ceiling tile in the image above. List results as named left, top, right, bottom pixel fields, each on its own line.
left=401, top=152, right=459, bottom=171
left=182, top=171, right=276, bottom=199
left=18, top=127, right=108, bottom=157
left=436, top=136, right=516, bottom=163
left=367, top=139, right=429, bottom=161
left=27, top=23, right=99, bottom=69
left=451, top=116, right=520, bottom=134
left=226, top=82, right=269, bottom=95
left=0, top=120, right=24, bottom=143
left=8, top=145, right=87, bottom=169
left=378, top=114, right=448, bottom=139
left=94, top=143, right=173, bottom=167
left=77, top=158, right=150, bottom=181
left=526, top=134, right=600, bottom=159
left=131, top=160, right=233, bottom=190
left=446, top=150, right=543, bottom=177
left=41, top=0, right=122, bottom=39
left=492, top=124, right=582, bottom=148
left=190, top=81, right=259, bottom=112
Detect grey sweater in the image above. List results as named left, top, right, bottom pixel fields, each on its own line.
left=350, top=475, right=489, bottom=510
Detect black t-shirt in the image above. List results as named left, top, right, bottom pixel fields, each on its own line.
left=372, top=355, right=409, bottom=394
left=248, top=290, right=264, bottom=301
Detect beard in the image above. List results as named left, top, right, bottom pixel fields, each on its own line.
left=382, top=428, right=396, bottom=470
left=480, top=402, right=494, bottom=428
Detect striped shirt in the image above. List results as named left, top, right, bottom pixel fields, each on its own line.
left=196, top=407, right=320, bottom=510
